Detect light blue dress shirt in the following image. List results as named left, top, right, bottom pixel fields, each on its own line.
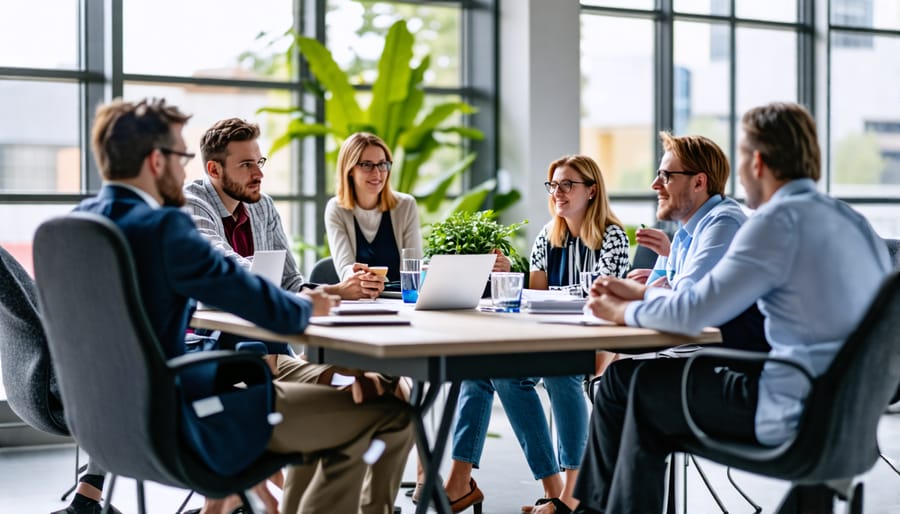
left=639, top=194, right=747, bottom=294
left=625, top=179, right=891, bottom=444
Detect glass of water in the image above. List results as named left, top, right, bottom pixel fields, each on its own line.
left=400, top=248, right=421, bottom=303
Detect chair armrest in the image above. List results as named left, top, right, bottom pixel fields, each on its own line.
left=167, top=349, right=267, bottom=372
left=679, top=347, right=814, bottom=461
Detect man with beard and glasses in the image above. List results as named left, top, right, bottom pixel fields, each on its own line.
left=72, top=98, right=414, bottom=514
left=621, top=132, right=769, bottom=353
left=184, top=118, right=384, bottom=300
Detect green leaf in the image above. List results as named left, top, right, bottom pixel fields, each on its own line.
left=269, top=120, right=331, bottom=155
left=403, top=102, right=477, bottom=151
left=295, top=35, right=363, bottom=136
left=369, top=21, right=414, bottom=146
left=437, top=125, right=485, bottom=141
left=445, top=179, right=496, bottom=215
left=417, top=153, right=478, bottom=213
left=492, top=189, right=522, bottom=213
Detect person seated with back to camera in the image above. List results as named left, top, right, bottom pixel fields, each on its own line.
left=443, top=154, right=630, bottom=514
left=78, top=98, right=414, bottom=514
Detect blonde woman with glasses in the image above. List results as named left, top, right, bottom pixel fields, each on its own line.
left=325, top=133, right=422, bottom=290
left=444, top=155, right=629, bottom=514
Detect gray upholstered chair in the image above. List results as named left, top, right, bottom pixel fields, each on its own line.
left=0, top=245, right=87, bottom=501
left=309, top=256, right=340, bottom=285
left=32, top=213, right=319, bottom=513
left=676, top=270, right=900, bottom=514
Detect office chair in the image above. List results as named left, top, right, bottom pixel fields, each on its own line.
left=0, top=245, right=88, bottom=502
left=676, top=270, right=900, bottom=514
left=32, top=213, right=321, bottom=514
left=309, top=256, right=340, bottom=285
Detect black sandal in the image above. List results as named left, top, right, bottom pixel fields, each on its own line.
left=525, top=498, right=572, bottom=514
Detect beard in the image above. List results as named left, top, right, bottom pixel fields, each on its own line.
left=656, top=188, right=693, bottom=222
left=157, top=163, right=185, bottom=207
left=221, top=169, right=262, bottom=204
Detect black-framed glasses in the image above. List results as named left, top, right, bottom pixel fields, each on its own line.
left=544, top=179, right=594, bottom=194
left=158, top=147, right=195, bottom=167
left=355, top=160, right=392, bottom=173
left=656, top=169, right=701, bottom=185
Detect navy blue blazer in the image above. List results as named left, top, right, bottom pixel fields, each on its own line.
left=76, top=185, right=312, bottom=475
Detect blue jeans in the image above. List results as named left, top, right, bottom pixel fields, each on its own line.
left=451, top=379, right=496, bottom=467
left=451, top=375, right=588, bottom=480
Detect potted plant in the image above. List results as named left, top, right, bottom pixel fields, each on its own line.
left=424, top=210, right=529, bottom=294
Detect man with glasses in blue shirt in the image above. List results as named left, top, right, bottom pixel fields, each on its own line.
left=185, top=118, right=384, bottom=300
left=571, top=102, right=891, bottom=514
left=625, top=132, right=768, bottom=353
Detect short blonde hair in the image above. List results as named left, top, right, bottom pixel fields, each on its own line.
left=546, top=155, right=623, bottom=249
left=335, top=132, right=398, bottom=211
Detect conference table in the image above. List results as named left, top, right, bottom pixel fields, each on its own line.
left=191, top=302, right=720, bottom=514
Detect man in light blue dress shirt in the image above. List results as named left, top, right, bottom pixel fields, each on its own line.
left=628, top=131, right=767, bottom=352
left=571, top=102, right=891, bottom=514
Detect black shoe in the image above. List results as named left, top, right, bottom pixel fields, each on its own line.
left=50, top=499, right=123, bottom=514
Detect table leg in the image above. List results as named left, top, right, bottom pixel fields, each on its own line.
left=413, top=380, right=461, bottom=514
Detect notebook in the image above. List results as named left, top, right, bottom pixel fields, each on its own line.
left=414, top=254, right=496, bottom=311
left=249, top=250, right=286, bottom=285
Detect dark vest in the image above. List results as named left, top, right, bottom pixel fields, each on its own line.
left=354, top=210, right=401, bottom=282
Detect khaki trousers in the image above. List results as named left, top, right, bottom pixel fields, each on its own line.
left=268, top=355, right=414, bottom=514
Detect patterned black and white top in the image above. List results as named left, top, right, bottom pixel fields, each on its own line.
left=530, top=222, right=630, bottom=288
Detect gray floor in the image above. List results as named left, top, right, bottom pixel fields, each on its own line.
left=3, top=393, right=900, bottom=514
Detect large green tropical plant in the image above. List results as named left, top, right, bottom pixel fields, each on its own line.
left=262, top=20, right=517, bottom=217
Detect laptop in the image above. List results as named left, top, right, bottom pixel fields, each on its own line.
left=414, top=254, right=496, bottom=310
left=249, top=249, right=286, bottom=285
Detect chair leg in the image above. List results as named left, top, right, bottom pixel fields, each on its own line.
left=136, top=480, right=146, bottom=514
left=880, top=451, right=900, bottom=476
left=60, top=445, right=88, bottom=501
left=175, top=490, right=196, bottom=513
left=846, top=483, right=863, bottom=514
left=688, top=455, right=728, bottom=514
left=726, top=466, right=761, bottom=513
left=775, top=484, right=835, bottom=514
left=100, top=474, right=117, bottom=514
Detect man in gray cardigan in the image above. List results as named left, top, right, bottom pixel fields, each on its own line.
left=184, top=117, right=384, bottom=300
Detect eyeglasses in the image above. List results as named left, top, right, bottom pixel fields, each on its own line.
left=544, top=179, right=594, bottom=194
left=656, top=169, right=701, bottom=185
left=237, top=157, right=267, bottom=170
left=355, top=161, right=392, bottom=173
left=158, top=147, right=195, bottom=167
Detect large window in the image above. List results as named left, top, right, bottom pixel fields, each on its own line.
left=580, top=0, right=900, bottom=237
left=0, top=0, right=492, bottom=277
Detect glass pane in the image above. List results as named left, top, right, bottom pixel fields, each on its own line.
left=0, top=80, right=80, bottom=193
left=831, top=0, right=900, bottom=31
left=0, top=0, right=78, bottom=69
left=122, top=83, right=298, bottom=196
left=829, top=34, right=900, bottom=197
left=581, top=15, right=655, bottom=193
left=581, top=0, right=655, bottom=9
left=0, top=204, right=75, bottom=277
left=735, top=27, right=797, bottom=199
left=848, top=204, right=900, bottom=238
left=673, top=21, right=731, bottom=161
left=325, top=0, right=461, bottom=88
left=674, top=0, right=730, bottom=16
left=123, top=0, right=294, bottom=80
left=736, top=0, right=797, bottom=22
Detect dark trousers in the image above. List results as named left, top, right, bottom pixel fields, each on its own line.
left=573, top=357, right=761, bottom=513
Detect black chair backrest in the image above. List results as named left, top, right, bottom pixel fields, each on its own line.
left=795, top=269, right=900, bottom=480
left=0, top=246, right=67, bottom=435
left=33, top=213, right=182, bottom=486
left=629, top=245, right=659, bottom=271
left=682, top=270, right=900, bottom=482
left=309, top=256, right=340, bottom=285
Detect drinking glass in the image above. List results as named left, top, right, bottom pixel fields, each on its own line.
left=580, top=271, right=601, bottom=298
left=491, top=272, right=524, bottom=312
left=400, top=248, right=421, bottom=303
